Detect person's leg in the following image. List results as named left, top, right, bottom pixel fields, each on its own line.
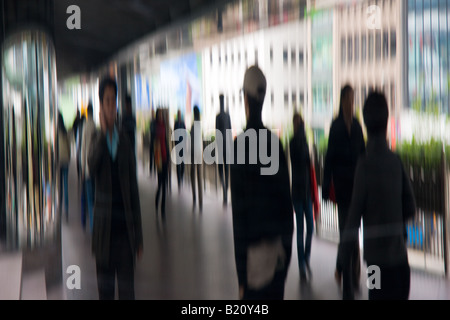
left=304, top=199, right=314, bottom=274
left=161, top=163, right=167, bottom=217
left=224, top=163, right=229, bottom=203
left=369, top=263, right=410, bottom=300
left=352, top=237, right=361, bottom=290
left=337, top=206, right=354, bottom=300
left=180, top=162, right=184, bottom=185
left=197, top=164, right=203, bottom=211
left=85, top=179, right=94, bottom=233
left=155, top=170, right=162, bottom=210
left=116, top=237, right=135, bottom=300
left=293, top=201, right=306, bottom=278
left=81, top=179, right=86, bottom=230
left=191, top=164, right=196, bottom=206
left=96, top=260, right=115, bottom=300
left=218, top=163, right=224, bottom=191
left=63, top=166, right=69, bottom=218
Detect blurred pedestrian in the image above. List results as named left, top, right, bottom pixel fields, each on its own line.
left=174, top=109, right=186, bottom=190
left=122, top=94, right=136, bottom=157
left=88, top=77, right=143, bottom=300
left=154, top=108, right=170, bottom=219
left=290, top=113, right=314, bottom=282
left=216, top=94, right=232, bottom=206
left=58, top=112, right=71, bottom=222
left=322, top=84, right=366, bottom=299
left=191, top=106, right=203, bottom=212
left=230, top=66, right=293, bottom=300
left=337, top=91, right=416, bottom=300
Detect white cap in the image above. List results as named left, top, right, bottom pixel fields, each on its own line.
left=243, top=65, right=266, bottom=103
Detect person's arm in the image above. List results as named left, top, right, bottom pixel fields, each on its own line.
left=129, top=139, right=143, bottom=258
left=88, top=130, right=107, bottom=179
left=401, top=159, right=416, bottom=223
left=322, top=125, right=336, bottom=200
left=230, top=138, right=247, bottom=295
left=337, top=157, right=366, bottom=269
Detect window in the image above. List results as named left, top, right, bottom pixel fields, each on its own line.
left=348, top=36, right=353, bottom=64
left=291, top=49, right=296, bottom=66
left=354, top=35, right=359, bottom=63
left=292, top=92, right=297, bottom=106
left=299, top=92, right=304, bottom=105
left=376, top=31, right=382, bottom=60
left=270, top=47, right=273, bottom=63
left=390, top=30, right=397, bottom=58
left=299, top=50, right=304, bottom=66
left=369, top=32, right=374, bottom=61
left=271, top=91, right=274, bottom=105
left=383, top=31, right=389, bottom=60
left=283, top=49, right=288, bottom=64
left=361, top=34, right=367, bottom=62
left=341, top=37, right=346, bottom=64
left=255, top=49, right=258, bottom=65
left=284, top=91, right=289, bottom=107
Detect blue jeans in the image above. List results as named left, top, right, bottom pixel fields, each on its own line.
left=85, top=178, right=95, bottom=233
left=59, top=166, right=69, bottom=216
left=293, top=199, right=313, bottom=273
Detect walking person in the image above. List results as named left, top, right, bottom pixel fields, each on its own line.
left=337, top=91, right=416, bottom=300
left=149, top=109, right=157, bottom=177
left=154, top=108, right=169, bottom=219
left=88, top=77, right=143, bottom=300
left=230, top=66, right=293, bottom=300
left=190, top=106, right=203, bottom=212
left=57, top=112, right=71, bottom=222
left=216, top=94, right=232, bottom=206
left=290, top=113, right=314, bottom=282
left=81, top=102, right=96, bottom=233
left=174, top=109, right=186, bottom=190
left=322, top=85, right=366, bottom=299
left=122, top=94, right=136, bottom=158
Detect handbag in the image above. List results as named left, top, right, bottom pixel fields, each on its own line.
left=310, top=164, right=320, bottom=220
left=247, top=236, right=286, bottom=290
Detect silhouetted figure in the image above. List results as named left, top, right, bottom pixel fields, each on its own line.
left=122, top=94, right=136, bottom=156
left=337, top=91, right=416, bottom=300
left=149, top=109, right=156, bottom=177
left=230, top=66, right=293, bottom=300
left=174, top=110, right=186, bottom=190
left=191, top=106, right=203, bottom=212
left=154, top=108, right=169, bottom=219
left=216, top=94, right=232, bottom=206
left=322, top=85, right=366, bottom=300
left=290, top=113, right=314, bottom=282
left=58, top=112, right=71, bottom=221
left=81, top=102, right=96, bottom=233
left=88, top=77, right=143, bottom=300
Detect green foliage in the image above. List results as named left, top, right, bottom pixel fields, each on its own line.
left=396, top=137, right=444, bottom=169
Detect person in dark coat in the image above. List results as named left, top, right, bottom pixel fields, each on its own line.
left=337, top=91, right=416, bottom=300
left=290, top=113, right=313, bottom=282
left=216, top=93, right=232, bottom=205
left=88, top=77, right=143, bottom=300
left=230, top=66, right=293, bottom=300
left=174, top=109, right=186, bottom=190
left=322, top=84, right=366, bottom=299
left=122, top=94, right=136, bottom=157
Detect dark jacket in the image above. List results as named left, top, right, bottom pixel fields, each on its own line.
left=216, top=111, right=232, bottom=160
left=88, top=128, right=143, bottom=267
left=338, top=135, right=416, bottom=267
left=230, top=118, right=294, bottom=288
left=289, top=126, right=311, bottom=203
left=122, top=114, right=136, bottom=152
left=322, top=113, right=366, bottom=208
left=174, top=119, right=186, bottom=157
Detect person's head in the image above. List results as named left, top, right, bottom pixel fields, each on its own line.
left=193, top=106, right=200, bottom=121
left=339, top=84, right=354, bottom=120
left=219, top=94, right=225, bottom=112
left=99, top=77, right=118, bottom=131
left=243, top=65, right=266, bottom=121
left=363, top=91, right=389, bottom=137
left=293, top=113, right=304, bottom=134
